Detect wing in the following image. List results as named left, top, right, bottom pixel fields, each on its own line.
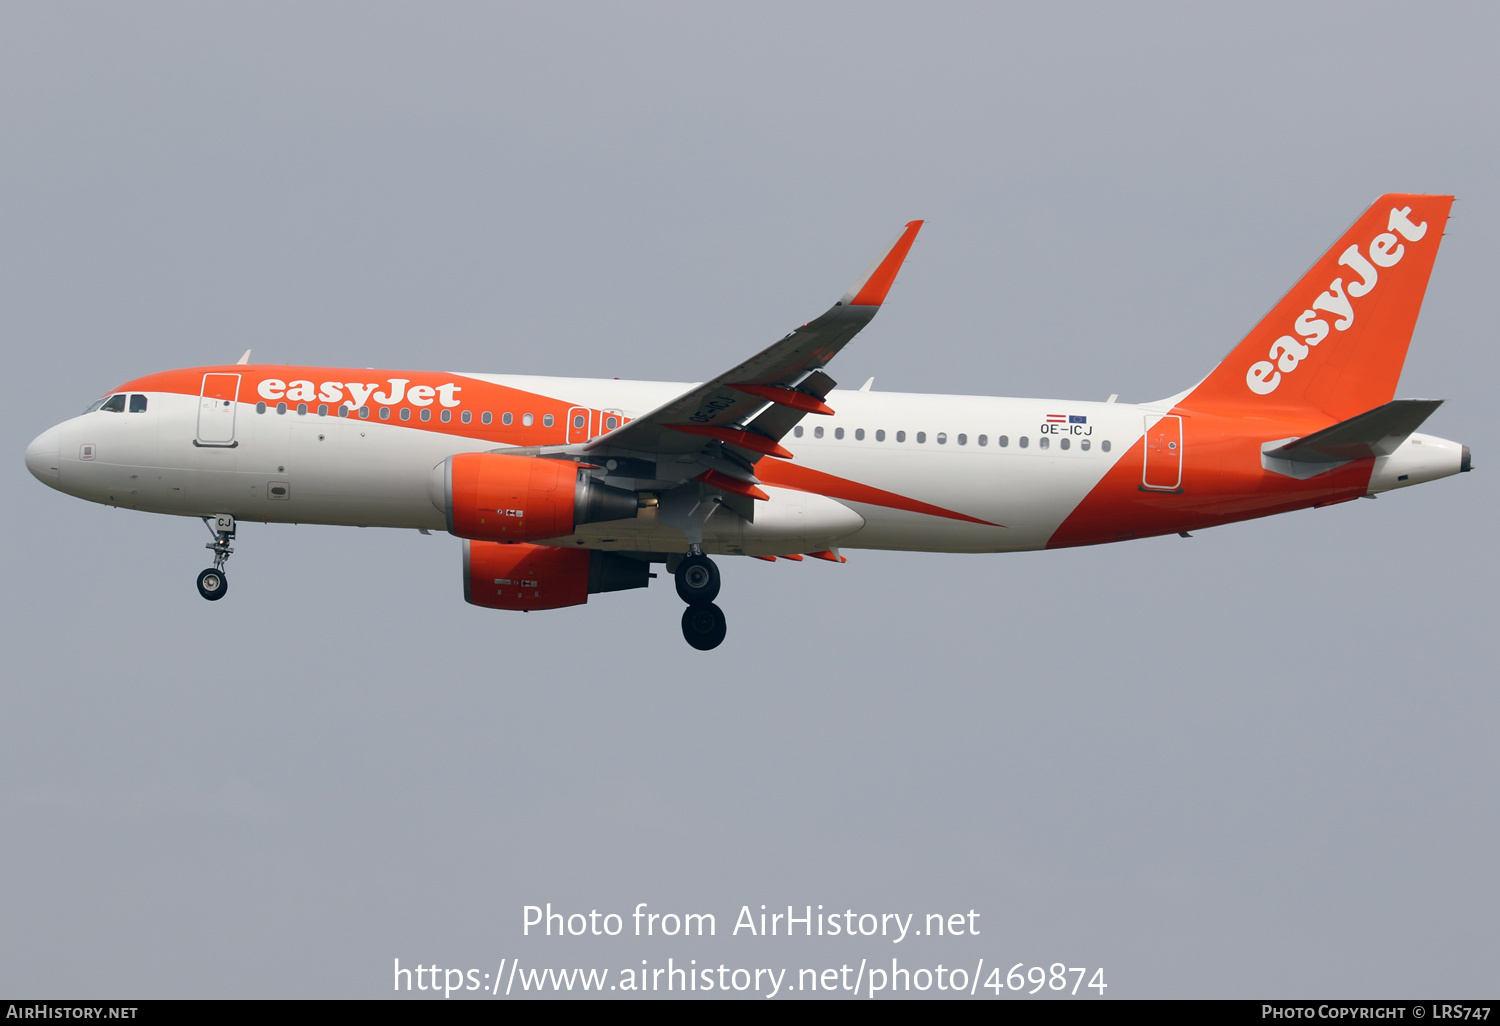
left=584, top=221, right=924, bottom=482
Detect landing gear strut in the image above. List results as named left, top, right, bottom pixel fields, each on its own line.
left=197, top=514, right=235, bottom=601
left=675, top=547, right=726, bottom=650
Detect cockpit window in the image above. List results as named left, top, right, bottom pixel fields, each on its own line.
left=99, top=394, right=126, bottom=413
left=129, top=394, right=148, bottom=413
left=83, top=397, right=109, bottom=413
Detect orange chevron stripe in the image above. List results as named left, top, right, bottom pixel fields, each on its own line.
left=759, top=460, right=1003, bottom=527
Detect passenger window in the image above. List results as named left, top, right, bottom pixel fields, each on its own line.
left=855, top=428, right=865, bottom=441
left=482, top=412, right=493, bottom=425
left=978, top=434, right=988, bottom=446
left=277, top=402, right=288, bottom=414
left=936, top=432, right=946, bottom=444
left=399, top=408, right=410, bottom=421
left=420, top=408, right=430, bottom=421
left=1060, top=437, right=1069, bottom=450
left=573, top=415, right=586, bottom=429
left=502, top=412, right=513, bottom=425
left=1102, top=440, right=1111, bottom=452
left=916, top=432, right=926, bottom=443
left=1039, top=436, right=1049, bottom=449
left=876, top=429, right=885, bottom=441
left=379, top=407, right=390, bottom=420
left=999, top=435, right=1009, bottom=447
left=794, top=426, right=804, bottom=437
left=543, top=414, right=554, bottom=428
left=317, top=404, right=328, bottom=416
left=100, top=394, right=126, bottom=413
left=814, top=426, right=824, bottom=438
left=338, top=406, right=349, bottom=418
left=256, top=401, right=267, bottom=414
left=522, top=413, right=534, bottom=426
left=957, top=433, right=967, bottom=445
left=605, top=416, right=619, bottom=430
left=297, top=403, right=308, bottom=415
left=1081, top=438, right=1090, bottom=451
left=359, top=406, right=370, bottom=418
left=896, top=431, right=906, bottom=442
left=461, top=410, right=472, bottom=424
left=441, top=409, right=451, bottom=423
left=834, top=427, right=844, bottom=440
left=1018, top=436, right=1028, bottom=448
left=129, top=394, right=148, bottom=413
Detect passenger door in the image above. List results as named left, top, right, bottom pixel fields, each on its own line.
left=196, top=373, right=241, bottom=447
left=1142, top=414, right=1182, bottom=491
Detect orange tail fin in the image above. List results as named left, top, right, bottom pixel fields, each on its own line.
left=1183, top=194, right=1452, bottom=420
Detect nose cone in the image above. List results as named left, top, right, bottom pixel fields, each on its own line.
left=25, top=426, right=61, bottom=486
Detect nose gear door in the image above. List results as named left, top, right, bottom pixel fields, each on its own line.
left=196, top=373, right=241, bottom=447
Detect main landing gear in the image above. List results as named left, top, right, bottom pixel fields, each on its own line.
left=197, top=514, right=235, bottom=601
left=675, top=549, right=726, bottom=650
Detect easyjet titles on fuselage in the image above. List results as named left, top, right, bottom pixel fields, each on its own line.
left=257, top=377, right=464, bottom=411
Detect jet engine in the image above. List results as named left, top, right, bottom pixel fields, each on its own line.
left=433, top=452, right=639, bottom=542
left=464, top=540, right=650, bottom=611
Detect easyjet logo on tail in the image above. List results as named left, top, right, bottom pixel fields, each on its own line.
left=1245, top=206, right=1429, bottom=396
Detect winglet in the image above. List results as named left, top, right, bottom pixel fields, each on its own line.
left=842, top=220, right=924, bottom=307
left=236, top=349, right=252, bottom=365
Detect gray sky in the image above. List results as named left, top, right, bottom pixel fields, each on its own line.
left=2, top=2, right=1496, bottom=999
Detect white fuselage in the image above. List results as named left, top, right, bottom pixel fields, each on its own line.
left=25, top=373, right=1465, bottom=558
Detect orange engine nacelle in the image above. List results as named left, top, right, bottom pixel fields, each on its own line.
left=434, top=451, right=638, bottom=542
left=464, top=540, right=651, bottom=611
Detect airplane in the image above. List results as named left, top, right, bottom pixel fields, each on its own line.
left=24, top=194, right=1470, bottom=650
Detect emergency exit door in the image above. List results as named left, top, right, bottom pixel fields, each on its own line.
left=1142, top=414, right=1182, bottom=490
left=566, top=407, right=591, bottom=443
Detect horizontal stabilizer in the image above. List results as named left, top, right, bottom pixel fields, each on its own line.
left=1264, top=399, right=1444, bottom=464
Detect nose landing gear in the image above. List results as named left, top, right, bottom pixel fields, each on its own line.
left=674, top=548, right=726, bottom=650
left=197, top=514, right=235, bottom=602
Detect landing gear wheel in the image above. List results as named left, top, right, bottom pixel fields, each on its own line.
left=196, top=567, right=228, bottom=601
left=198, top=514, right=236, bottom=601
left=674, top=553, right=721, bottom=604
left=681, top=602, right=727, bottom=651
